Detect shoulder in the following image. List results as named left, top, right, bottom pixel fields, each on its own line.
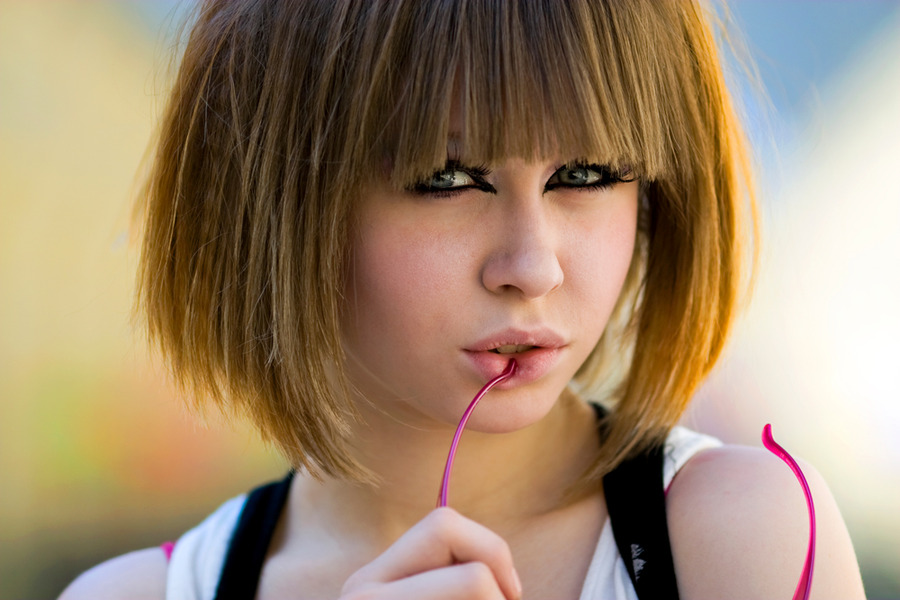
left=666, top=444, right=865, bottom=600
left=58, top=547, right=167, bottom=600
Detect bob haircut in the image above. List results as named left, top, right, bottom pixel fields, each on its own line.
left=137, top=0, right=756, bottom=484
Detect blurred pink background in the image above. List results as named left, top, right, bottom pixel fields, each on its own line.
left=1, top=2, right=898, bottom=598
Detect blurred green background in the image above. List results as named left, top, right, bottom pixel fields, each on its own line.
left=1, top=2, right=898, bottom=598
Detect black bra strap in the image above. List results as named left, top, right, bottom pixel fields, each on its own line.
left=603, top=442, right=680, bottom=600
left=213, top=472, right=294, bottom=600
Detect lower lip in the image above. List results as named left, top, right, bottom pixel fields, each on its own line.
left=463, top=347, right=563, bottom=388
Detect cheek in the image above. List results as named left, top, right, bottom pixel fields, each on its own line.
left=565, top=194, right=639, bottom=327
left=344, top=222, right=464, bottom=344
left=575, top=196, right=637, bottom=266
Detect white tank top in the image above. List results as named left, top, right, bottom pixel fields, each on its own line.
left=166, top=427, right=720, bottom=600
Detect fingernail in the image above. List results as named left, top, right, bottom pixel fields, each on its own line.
left=512, top=567, right=523, bottom=598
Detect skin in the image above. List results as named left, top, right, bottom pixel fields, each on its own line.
left=342, top=156, right=638, bottom=435
left=667, top=447, right=866, bottom=599
left=59, top=157, right=866, bottom=599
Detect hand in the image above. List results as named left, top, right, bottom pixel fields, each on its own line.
left=339, top=507, right=522, bottom=599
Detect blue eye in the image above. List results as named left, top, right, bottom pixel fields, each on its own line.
left=409, top=161, right=493, bottom=196
left=553, top=166, right=600, bottom=186
left=425, top=169, right=476, bottom=190
left=545, top=163, right=633, bottom=191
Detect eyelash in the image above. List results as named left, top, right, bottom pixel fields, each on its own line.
left=545, top=163, right=635, bottom=192
left=408, top=161, right=634, bottom=198
left=408, top=160, right=492, bottom=198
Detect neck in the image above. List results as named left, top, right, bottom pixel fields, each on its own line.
left=293, top=388, right=600, bottom=546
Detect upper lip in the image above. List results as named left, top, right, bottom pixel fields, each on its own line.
left=465, top=328, right=567, bottom=352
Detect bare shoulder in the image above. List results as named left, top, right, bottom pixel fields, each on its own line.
left=58, top=547, right=167, bottom=600
left=666, top=444, right=866, bottom=600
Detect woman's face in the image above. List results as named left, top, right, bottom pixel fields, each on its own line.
left=342, top=154, right=639, bottom=433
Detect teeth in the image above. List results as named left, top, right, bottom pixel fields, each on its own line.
left=493, top=344, right=533, bottom=354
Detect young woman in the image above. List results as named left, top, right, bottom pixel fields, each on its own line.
left=61, top=1, right=865, bottom=598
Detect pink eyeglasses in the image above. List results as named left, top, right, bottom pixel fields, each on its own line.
left=437, top=359, right=517, bottom=508
left=763, top=424, right=817, bottom=600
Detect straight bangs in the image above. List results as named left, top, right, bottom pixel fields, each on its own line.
left=346, top=0, right=695, bottom=190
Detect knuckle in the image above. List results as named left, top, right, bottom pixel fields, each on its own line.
left=459, top=562, right=497, bottom=594
left=426, top=506, right=460, bottom=539
left=484, top=534, right=513, bottom=564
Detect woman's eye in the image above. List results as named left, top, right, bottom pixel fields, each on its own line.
left=545, top=163, right=633, bottom=191
left=408, top=162, right=492, bottom=196
left=554, top=166, right=601, bottom=186
left=426, top=169, right=475, bottom=190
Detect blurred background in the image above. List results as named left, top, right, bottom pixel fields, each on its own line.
left=1, top=1, right=898, bottom=598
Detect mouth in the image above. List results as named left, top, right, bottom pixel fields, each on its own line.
left=488, top=344, right=538, bottom=355
left=464, top=328, right=567, bottom=384
left=468, top=328, right=566, bottom=354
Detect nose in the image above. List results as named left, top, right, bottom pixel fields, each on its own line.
left=480, top=199, right=564, bottom=299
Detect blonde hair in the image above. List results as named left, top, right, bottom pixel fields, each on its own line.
left=137, top=0, right=756, bottom=482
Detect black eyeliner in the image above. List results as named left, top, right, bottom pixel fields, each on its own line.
left=543, top=163, right=635, bottom=193
left=408, top=159, right=495, bottom=196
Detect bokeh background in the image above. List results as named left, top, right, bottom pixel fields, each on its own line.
left=1, top=1, right=898, bottom=598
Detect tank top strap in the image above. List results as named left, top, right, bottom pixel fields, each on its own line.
left=212, top=472, right=294, bottom=600
left=592, top=402, right=681, bottom=599
left=603, top=442, right=680, bottom=600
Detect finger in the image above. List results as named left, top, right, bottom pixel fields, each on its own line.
left=348, top=563, right=511, bottom=600
left=346, top=508, right=521, bottom=600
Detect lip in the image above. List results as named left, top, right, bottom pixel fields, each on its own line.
left=463, top=328, right=567, bottom=387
